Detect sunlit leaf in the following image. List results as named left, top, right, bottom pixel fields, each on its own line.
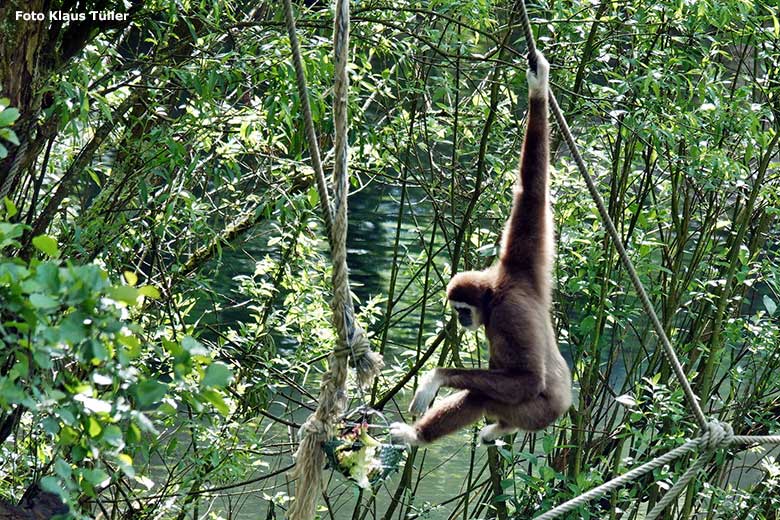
left=202, top=362, right=233, bottom=388
left=32, top=235, right=60, bottom=258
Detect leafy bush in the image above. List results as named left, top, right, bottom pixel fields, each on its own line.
left=0, top=210, right=233, bottom=516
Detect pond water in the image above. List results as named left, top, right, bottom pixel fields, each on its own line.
left=191, top=181, right=509, bottom=519
left=181, top=177, right=663, bottom=519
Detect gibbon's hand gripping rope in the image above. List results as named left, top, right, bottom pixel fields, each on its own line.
left=283, top=1, right=383, bottom=519
left=513, top=1, right=780, bottom=519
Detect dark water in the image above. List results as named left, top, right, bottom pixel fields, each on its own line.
left=188, top=181, right=482, bottom=519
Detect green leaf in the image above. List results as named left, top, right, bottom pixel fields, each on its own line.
left=101, top=425, right=124, bottom=448
left=90, top=339, right=109, bottom=362
left=0, top=107, right=20, bottom=127
left=39, top=476, right=63, bottom=497
left=542, top=433, right=555, bottom=454
left=119, top=333, right=142, bottom=360
left=763, top=295, right=777, bottom=316
left=54, top=458, right=72, bottom=479
left=3, top=197, right=17, bottom=218
left=87, top=416, right=102, bottom=437
left=307, top=186, right=319, bottom=208
left=32, top=235, right=60, bottom=258
left=0, top=128, right=19, bottom=145
left=201, top=388, right=230, bottom=415
left=131, top=380, right=168, bottom=409
left=126, top=423, right=141, bottom=444
left=202, top=362, right=233, bottom=388
left=108, top=285, right=140, bottom=305
left=123, top=271, right=138, bottom=286
left=42, top=417, right=60, bottom=435
left=9, top=356, right=29, bottom=379
left=117, top=453, right=135, bottom=477
left=82, top=468, right=110, bottom=487
left=29, top=293, right=58, bottom=309
left=138, top=285, right=161, bottom=299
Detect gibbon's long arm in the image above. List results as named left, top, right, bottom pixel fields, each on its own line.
left=436, top=367, right=543, bottom=405
left=499, top=54, right=550, bottom=277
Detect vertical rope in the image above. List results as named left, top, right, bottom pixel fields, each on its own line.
left=0, top=139, right=29, bottom=201
left=286, top=2, right=382, bottom=518
left=331, top=0, right=352, bottom=357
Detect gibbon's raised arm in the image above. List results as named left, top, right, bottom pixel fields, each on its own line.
left=498, top=57, right=551, bottom=280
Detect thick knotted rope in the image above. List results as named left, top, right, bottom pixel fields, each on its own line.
left=644, top=421, right=733, bottom=520
left=285, top=1, right=383, bottom=518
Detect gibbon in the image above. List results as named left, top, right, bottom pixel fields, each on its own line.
left=390, top=51, right=572, bottom=445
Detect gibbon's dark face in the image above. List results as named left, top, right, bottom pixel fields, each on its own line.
left=446, top=270, right=492, bottom=331
left=450, top=301, right=481, bottom=330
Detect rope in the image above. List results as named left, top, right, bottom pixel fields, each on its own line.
left=644, top=421, right=731, bottom=520
left=517, top=0, right=707, bottom=433
left=0, top=139, right=29, bottom=201
left=533, top=439, right=701, bottom=520
left=513, top=2, right=780, bottom=518
left=285, top=1, right=383, bottom=518
left=282, top=0, right=333, bottom=243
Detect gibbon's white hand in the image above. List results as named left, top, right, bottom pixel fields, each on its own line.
left=408, top=369, right=441, bottom=415
left=389, top=422, right=422, bottom=446
left=527, top=50, right=549, bottom=96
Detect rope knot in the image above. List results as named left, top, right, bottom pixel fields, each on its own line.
left=333, top=307, right=385, bottom=386
left=298, top=416, right=330, bottom=439
left=348, top=323, right=384, bottom=388
left=702, top=420, right=733, bottom=451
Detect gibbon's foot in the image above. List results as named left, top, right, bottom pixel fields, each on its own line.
left=408, top=369, right=442, bottom=415
left=479, top=423, right=517, bottom=444
left=389, top=422, right=424, bottom=446
left=527, top=50, right=549, bottom=97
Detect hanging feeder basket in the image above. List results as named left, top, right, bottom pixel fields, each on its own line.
left=323, top=422, right=406, bottom=489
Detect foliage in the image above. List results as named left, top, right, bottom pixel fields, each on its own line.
left=0, top=0, right=778, bottom=518
left=0, top=98, right=19, bottom=159
left=0, top=211, right=233, bottom=516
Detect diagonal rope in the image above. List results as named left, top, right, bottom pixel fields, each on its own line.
left=282, top=0, right=334, bottom=244
left=533, top=438, right=702, bottom=520
left=284, top=1, right=383, bottom=519
left=514, top=2, right=780, bottom=519
left=516, top=0, right=707, bottom=432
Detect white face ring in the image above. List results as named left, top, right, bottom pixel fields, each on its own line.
left=451, top=301, right=481, bottom=330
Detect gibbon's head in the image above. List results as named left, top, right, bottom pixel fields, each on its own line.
left=447, top=271, right=493, bottom=331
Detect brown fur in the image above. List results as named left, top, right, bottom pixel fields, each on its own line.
left=412, top=55, right=572, bottom=443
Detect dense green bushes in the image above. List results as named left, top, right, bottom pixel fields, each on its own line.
left=0, top=0, right=778, bottom=518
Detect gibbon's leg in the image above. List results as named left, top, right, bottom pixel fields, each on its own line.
left=499, top=50, right=551, bottom=277
left=391, top=390, right=486, bottom=445
left=478, top=422, right=517, bottom=444
left=485, top=388, right=569, bottom=433
left=404, top=366, right=542, bottom=416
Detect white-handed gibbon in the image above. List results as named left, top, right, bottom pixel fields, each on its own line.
left=390, top=51, right=572, bottom=445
